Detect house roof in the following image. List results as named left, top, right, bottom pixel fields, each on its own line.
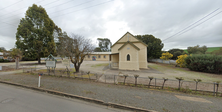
left=89, top=52, right=111, bottom=55
left=118, top=41, right=140, bottom=51
left=111, top=32, right=148, bottom=48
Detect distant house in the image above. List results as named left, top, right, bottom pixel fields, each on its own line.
left=110, top=32, right=148, bottom=70
left=84, top=52, right=111, bottom=61
left=0, top=52, right=8, bottom=59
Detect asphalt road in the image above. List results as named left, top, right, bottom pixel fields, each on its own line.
left=0, top=84, right=125, bottom=112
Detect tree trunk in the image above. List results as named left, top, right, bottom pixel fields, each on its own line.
left=38, top=56, right=41, bottom=64
left=15, top=57, right=19, bottom=69
left=75, top=65, right=80, bottom=72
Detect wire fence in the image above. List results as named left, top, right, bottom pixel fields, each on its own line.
left=23, top=67, right=222, bottom=96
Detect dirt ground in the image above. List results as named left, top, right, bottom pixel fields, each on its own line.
left=0, top=73, right=222, bottom=112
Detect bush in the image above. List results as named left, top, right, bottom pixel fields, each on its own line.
left=160, top=52, right=173, bottom=60
left=176, top=54, right=188, bottom=67
left=185, top=54, right=222, bottom=74
left=0, top=59, right=10, bottom=62
left=21, top=57, right=38, bottom=61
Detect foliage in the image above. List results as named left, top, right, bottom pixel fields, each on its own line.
left=160, top=52, right=173, bottom=60
left=97, top=38, right=112, bottom=52
left=168, top=49, right=184, bottom=60
left=0, top=47, right=6, bottom=52
left=185, top=54, right=222, bottom=74
left=21, top=57, right=37, bottom=61
left=0, top=59, right=10, bottom=62
left=94, top=47, right=102, bottom=52
left=211, top=48, right=222, bottom=55
left=176, top=54, right=188, bottom=68
left=187, top=45, right=207, bottom=54
left=9, top=48, right=23, bottom=59
left=16, top=4, right=56, bottom=64
left=56, top=33, right=94, bottom=72
left=136, top=35, right=164, bottom=59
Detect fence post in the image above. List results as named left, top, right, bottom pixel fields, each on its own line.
left=213, top=82, right=215, bottom=96
left=155, top=78, right=156, bottom=88
left=105, top=75, right=106, bottom=83
left=114, top=75, right=115, bottom=84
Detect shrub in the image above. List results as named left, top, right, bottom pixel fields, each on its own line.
left=185, top=54, right=222, bottom=74
left=160, top=52, right=173, bottom=60
left=0, top=59, right=10, bottom=62
left=176, top=54, right=188, bottom=67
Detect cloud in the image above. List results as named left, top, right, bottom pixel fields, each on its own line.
left=0, top=0, right=222, bottom=51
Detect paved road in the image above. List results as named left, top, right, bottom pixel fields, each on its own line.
left=0, top=84, right=125, bottom=112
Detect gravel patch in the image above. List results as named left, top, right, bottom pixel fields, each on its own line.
left=0, top=73, right=222, bottom=112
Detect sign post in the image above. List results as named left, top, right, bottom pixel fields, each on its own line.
left=38, top=73, right=42, bottom=87
left=45, top=54, right=57, bottom=75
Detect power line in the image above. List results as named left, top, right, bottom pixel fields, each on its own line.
left=0, top=0, right=23, bottom=11
left=49, top=0, right=95, bottom=15
left=52, top=0, right=113, bottom=18
left=162, top=8, right=220, bottom=41
left=0, top=0, right=113, bottom=30
left=165, top=10, right=222, bottom=42
left=0, top=0, right=45, bottom=19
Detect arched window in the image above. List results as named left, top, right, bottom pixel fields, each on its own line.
left=127, top=54, right=130, bottom=61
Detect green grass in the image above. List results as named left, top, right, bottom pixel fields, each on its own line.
left=184, top=47, right=222, bottom=53
left=91, top=63, right=109, bottom=67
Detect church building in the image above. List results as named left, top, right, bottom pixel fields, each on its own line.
left=110, top=32, right=148, bottom=70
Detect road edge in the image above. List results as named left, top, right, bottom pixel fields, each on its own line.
left=0, top=80, right=156, bottom=112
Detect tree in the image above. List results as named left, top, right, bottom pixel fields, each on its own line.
left=57, top=33, right=94, bottom=72
left=94, top=47, right=102, bottom=52
left=0, top=47, right=6, bottom=52
left=97, top=38, right=112, bottom=52
left=187, top=45, right=207, bottom=54
left=168, top=48, right=184, bottom=60
left=160, top=52, right=173, bottom=60
left=9, top=48, right=22, bottom=69
left=15, top=4, right=56, bottom=64
left=136, top=35, right=164, bottom=59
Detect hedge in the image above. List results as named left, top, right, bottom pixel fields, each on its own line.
left=0, top=59, right=10, bottom=62
left=185, top=54, right=222, bottom=74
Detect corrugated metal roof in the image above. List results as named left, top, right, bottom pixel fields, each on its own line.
left=89, top=52, right=111, bottom=54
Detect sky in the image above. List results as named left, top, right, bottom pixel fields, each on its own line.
left=0, top=0, right=222, bottom=51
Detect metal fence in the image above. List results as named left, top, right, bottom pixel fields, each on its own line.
left=148, top=59, right=177, bottom=65
left=24, top=68, right=222, bottom=96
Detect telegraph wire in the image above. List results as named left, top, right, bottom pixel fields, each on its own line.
left=164, top=10, right=222, bottom=43
left=0, top=0, right=23, bottom=11
left=0, top=0, right=113, bottom=30
left=52, top=0, right=113, bottom=18
left=162, top=8, right=220, bottom=41
left=49, top=0, right=95, bottom=15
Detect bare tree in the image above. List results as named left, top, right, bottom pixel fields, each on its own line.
left=57, top=33, right=94, bottom=72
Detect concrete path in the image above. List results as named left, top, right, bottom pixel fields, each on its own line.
left=0, top=84, right=126, bottom=112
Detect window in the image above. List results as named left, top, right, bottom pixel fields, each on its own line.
left=104, top=55, right=106, bottom=58
left=127, top=54, right=130, bottom=61
left=98, top=55, right=101, bottom=58
left=88, top=55, right=90, bottom=58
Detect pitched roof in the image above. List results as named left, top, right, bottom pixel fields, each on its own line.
left=111, top=32, right=148, bottom=48
left=118, top=41, right=140, bottom=51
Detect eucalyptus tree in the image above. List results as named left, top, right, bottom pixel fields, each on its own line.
left=16, top=4, right=56, bottom=64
